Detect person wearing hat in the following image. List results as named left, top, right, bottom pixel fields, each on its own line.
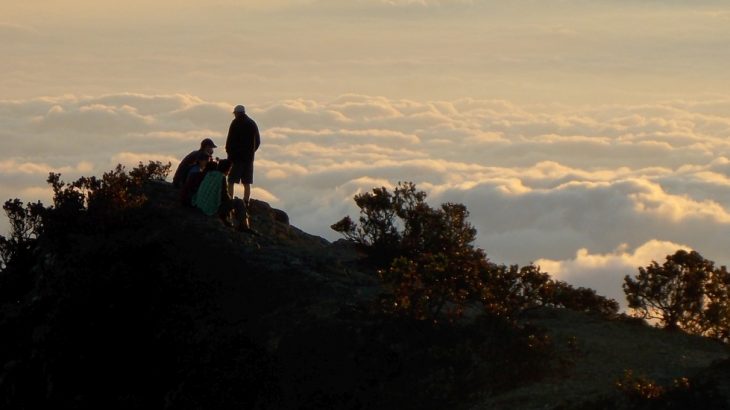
left=172, top=138, right=218, bottom=188
left=180, top=152, right=213, bottom=206
left=225, top=104, right=260, bottom=204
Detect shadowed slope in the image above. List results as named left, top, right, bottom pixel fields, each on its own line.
left=1, top=180, right=728, bottom=410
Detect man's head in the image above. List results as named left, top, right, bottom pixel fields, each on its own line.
left=233, top=104, right=245, bottom=118
left=200, top=138, right=217, bottom=154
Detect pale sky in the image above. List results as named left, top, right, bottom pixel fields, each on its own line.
left=3, top=0, right=730, bottom=306
left=5, top=1, right=730, bottom=103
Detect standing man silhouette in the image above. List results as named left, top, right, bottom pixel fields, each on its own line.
left=225, top=104, right=260, bottom=204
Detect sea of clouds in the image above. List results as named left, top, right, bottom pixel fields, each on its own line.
left=2, top=93, right=730, bottom=306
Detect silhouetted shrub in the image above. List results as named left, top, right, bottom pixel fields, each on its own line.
left=615, top=370, right=667, bottom=402
left=484, top=263, right=619, bottom=318
left=331, top=183, right=485, bottom=268
left=128, top=160, right=171, bottom=182
left=0, top=161, right=171, bottom=304
left=333, top=183, right=619, bottom=322
left=45, top=161, right=171, bottom=234
left=0, top=199, right=46, bottom=302
left=624, top=249, right=730, bottom=340
left=1, top=170, right=569, bottom=409
left=0, top=199, right=44, bottom=268
left=333, top=182, right=488, bottom=322
left=483, top=263, right=551, bottom=317
left=613, top=369, right=726, bottom=410
left=550, top=281, right=620, bottom=316
left=0, top=161, right=280, bottom=409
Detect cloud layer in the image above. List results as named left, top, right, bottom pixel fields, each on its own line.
left=2, top=92, right=730, bottom=305
left=535, top=240, right=693, bottom=309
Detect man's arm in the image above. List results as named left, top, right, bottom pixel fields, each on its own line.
left=225, top=122, right=235, bottom=157
left=253, top=122, right=260, bottom=152
left=172, top=151, right=197, bottom=187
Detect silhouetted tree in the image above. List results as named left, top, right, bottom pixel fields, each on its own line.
left=333, top=182, right=619, bottom=322
left=1, top=161, right=171, bottom=269
left=0, top=199, right=44, bottom=269
left=332, top=182, right=487, bottom=322
left=0, top=199, right=45, bottom=301
left=485, top=263, right=618, bottom=318
left=43, top=161, right=171, bottom=235
left=624, top=249, right=730, bottom=338
left=548, top=281, right=619, bottom=316
left=701, top=264, right=730, bottom=342
left=482, top=264, right=550, bottom=317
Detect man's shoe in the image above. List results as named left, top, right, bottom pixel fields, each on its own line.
left=220, top=217, right=233, bottom=228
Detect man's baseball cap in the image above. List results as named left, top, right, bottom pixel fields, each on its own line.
left=200, top=138, right=217, bottom=148
left=233, top=105, right=245, bottom=113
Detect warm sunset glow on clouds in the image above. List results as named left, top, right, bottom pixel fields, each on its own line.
left=2, top=1, right=730, bottom=304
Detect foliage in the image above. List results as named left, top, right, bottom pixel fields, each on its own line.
left=612, top=370, right=726, bottom=410
left=550, top=281, right=620, bottom=316
left=483, top=263, right=551, bottom=316
left=333, top=182, right=619, bottom=322
left=623, top=249, right=730, bottom=340
left=332, top=182, right=428, bottom=265
left=333, top=182, right=488, bottom=322
left=48, top=161, right=171, bottom=217
left=0, top=199, right=44, bottom=269
left=0, top=161, right=171, bottom=303
left=41, top=161, right=170, bottom=233
left=702, top=268, right=730, bottom=342
left=485, top=263, right=619, bottom=318
left=615, top=370, right=667, bottom=402
left=0, top=200, right=46, bottom=301
left=0, top=161, right=280, bottom=409
left=0, top=170, right=560, bottom=410
left=129, top=160, right=171, bottom=182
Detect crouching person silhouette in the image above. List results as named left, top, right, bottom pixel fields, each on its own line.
left=172, top=138, right=217, bottom=188
left=180, top=152, right=213, bottom=207
left=192, top=159, right=251, bottom=232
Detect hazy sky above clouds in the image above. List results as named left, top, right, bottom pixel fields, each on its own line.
left=3, top=0, right=730, bottom=306
left=5, top=0, right=730, bottom=103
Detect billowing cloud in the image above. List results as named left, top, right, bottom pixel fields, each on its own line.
left=4, top=0, right=730, bottom=306
left=0, top=159, right=94, bottom=175
left=2, top=93, right=730, bottom=304
left=535, top=240, right=693, bottom=309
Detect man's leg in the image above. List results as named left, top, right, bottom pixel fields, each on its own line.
left=227, top=161, right=241, bottom=199
left=218, top=200, right=234, bottom=227
left=242, top=161, right=254, bottom=204
left=227, top=180, right=235, bottom=198
left=243, top=183, right=251, bottom=204
left=233, top=198, right=250, bottom=230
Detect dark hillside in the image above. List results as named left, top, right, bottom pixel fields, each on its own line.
left=1, top=176, right=728, bottom=410
left=0, top=179, right=556, bottom=409
left=472, top=307, right=729, bottom=409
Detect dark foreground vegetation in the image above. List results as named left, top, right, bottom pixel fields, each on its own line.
left=0, top=163, right=728, bottom=409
